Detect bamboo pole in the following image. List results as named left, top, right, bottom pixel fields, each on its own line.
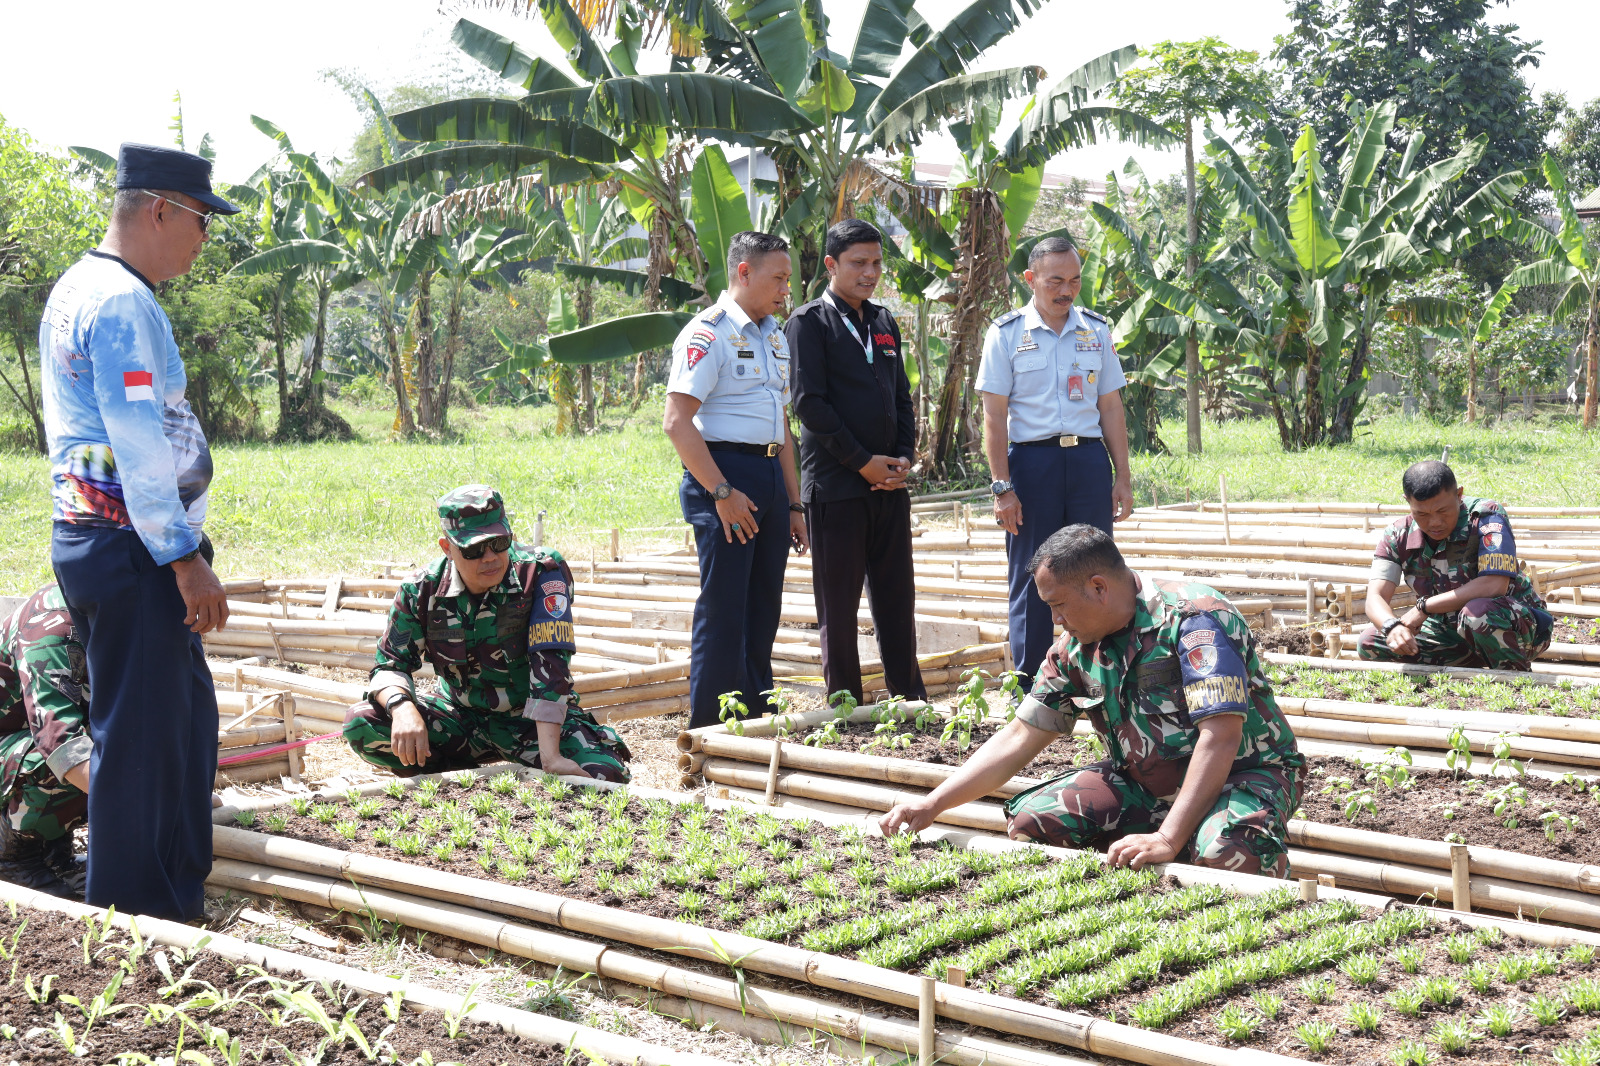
left=1451, top=844, right=1472, bottom=914
left=1278, top=695, right=1600, bottom=744
left=919, top=976, right=936, bottom=1066
left=1266, top=652, right=1600, bottom=687
left=699, top=758, right=1008, bottom=832
left=694, top=731, right=1035, bottom=798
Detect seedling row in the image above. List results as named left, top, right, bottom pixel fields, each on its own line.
left=243, top=771, right=1600, bottom=1062
left=0, top=898, right=577, bottom=1064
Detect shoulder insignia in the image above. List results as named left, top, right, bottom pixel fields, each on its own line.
left=993, top=309, right=1024, bottom=327
left=704, top=308, right=727, bottom=326
left=1079, top=307, right=1108, bottom=323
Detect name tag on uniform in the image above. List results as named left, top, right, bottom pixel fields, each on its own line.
left=737, top=349, right=755, bottom=358
left=1068, top=375, right=1085, bottom=401
left=1016, top=328, right=1039, bottom=352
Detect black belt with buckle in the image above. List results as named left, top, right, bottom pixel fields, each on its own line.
left=1014, top=434, right=1103, bottom=448
left=706, top=441, right=783, bottom=457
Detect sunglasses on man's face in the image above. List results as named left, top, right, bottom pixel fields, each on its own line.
left=458, top=535, right=512, bottom=560
left=142, top=190, right=215, bottom=233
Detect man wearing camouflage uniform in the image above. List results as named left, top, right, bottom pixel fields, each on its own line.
left=881, top=525, right=1303, bottom=878
left=0, top=585, right=92, bottom=898
left=346, top=486, right=630, bottom=781
left=1361, top=460, right=1552, bottom=670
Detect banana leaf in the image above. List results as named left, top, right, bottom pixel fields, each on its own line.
left=848, top=0, right=918, bottom=79
left=520, top=74, right=814, bottom=136
left=229, top=239, right=350, bottom=276
left=389, top=100, right=624, bottom=163
left=355, top=146, right=608, bottom=192
left=691, top=145, right=754, bottom=297
left=548, top=312, right=697, bottom=363
left=553, top=262, right=704, bottom=307
left=451, top=18, right=584, bottom=93
left=865, top=0, right=1047, bottom=129
left=868, top=67, right=1044, bottom=149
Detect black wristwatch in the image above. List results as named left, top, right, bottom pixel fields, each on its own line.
left=173, top=546, right=202, bottom=564
left=1380, top=618, right=1403, bottom=638
left=789, top=502, right=807, bottom=514
left=385, top=690, right=413, bottom=713
left=712, top=482, right=733, bottom=501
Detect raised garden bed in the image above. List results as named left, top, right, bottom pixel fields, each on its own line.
left=0, top=900, right=568, bottom=1065
left=1299, top=756, right=1599, bottom=863
left=1271, top=665, right=1600, bottom=719
left=238, top=770, right=1600, bottom=1063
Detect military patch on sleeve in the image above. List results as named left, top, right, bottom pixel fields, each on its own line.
left=1177, top=612, right=1250, bottom=718
left=529, top=573, right=576, bottom=652
left=1477, top=513, right=1519, bottom=575
left=685, top=326, right=717, bottom=369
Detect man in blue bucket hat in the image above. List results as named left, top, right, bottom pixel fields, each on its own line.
left=39, top=142, right=239, bottom=922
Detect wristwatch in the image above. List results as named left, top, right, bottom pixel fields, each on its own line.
left=1380, top=618, right=1403, bottom=638
left=173, top=545, right=202, bottom=564
left=1416, top=596, right=1430, bottom=616
left=712, top=482, right=733, bottom=501
left=385, top=690, right=413, bottom=713
left=789, top=502, right=807, bottom=514
left=990, top=480, right=1014, bottom=496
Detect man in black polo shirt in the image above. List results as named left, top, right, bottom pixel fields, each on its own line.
left=788, top=219, right=925, bottom=703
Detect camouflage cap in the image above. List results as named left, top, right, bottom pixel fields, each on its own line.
left=437, top=484, right=513, bottom=547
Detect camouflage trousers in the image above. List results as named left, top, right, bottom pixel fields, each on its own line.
left=1003, top=759, right=1302, bottom=878
left=1357, top=595, right=1553, bottom=670
left=343, top=693, right=631, bottom=783
left=0, top=730, right=87, bottom=841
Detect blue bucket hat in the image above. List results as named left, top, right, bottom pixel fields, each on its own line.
left=115, top=142, right=241, bottom=215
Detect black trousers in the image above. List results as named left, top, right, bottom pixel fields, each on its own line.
left=680, top=453, right=791, bottom=729
left=807, top=491, right=925, bottom=703
left=51, top=524, right=218, bottom=922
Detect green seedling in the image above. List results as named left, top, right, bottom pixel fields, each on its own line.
left=448, top=770, right=479, bottom=790
left=1417, top=975, right=1461, bottom=1007
left=336, top=820, right=360, bottom=841
left=718, top=691, right=750, bottom=736
left=1344, top=788, right=1379, bottom=822
left=1346, top=1001, right=1382, bottom=1034
left=1386, top=988, right=1425, bottom=1017
left=1490, top=732, right=1526, bottom=776
left=353, top=798, right=382, bottom=820
left=1498, top=955, right=1535, bottom=983
left=1475, top=1003, right=1520, bottom=1038
left=290, top=796, right=313, bottom=816
left=1393, top=944, right=1427, bottom=973
left=264, top=813, right=289, bottom=833
left=1428, top=1017, right=1478, bottom=1054
left=1566, top=977, right=1600, bottom=1014
left=233, top=809, right=256, bottom=828
left=1570, top=944, right=1599, bottom=967
left=383, top=779, right=406, bottom=800
left=1442, top=933, right=1476, bottom=964
left=1295, top=1020, right=1336, bottom=1055
left=1445, top=724, right=1473, bottom=777
left=1463, top=961, right=1495, bottom=993
left=1530, top=993, right=1566, bottom=1025
left=1532, top=947, right=1562, bottom=975
left=1296, top=976, right=1336, bottom=1004
left=1214, top=1003, right=1259, bottom=1042
left=1250, top=991, right=1283, bottom=1021
left=1340, top=951, right=1382, bottom=985
left=1543, top=810, right=1583, bottom=841
left=1390, top=1040, right=1433, bottom=1066
left=1554, top=1042, right=1600, bottom=1066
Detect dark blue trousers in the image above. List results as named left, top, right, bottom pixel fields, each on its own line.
left=51, top=524, right=218, bottom=922
left=681, top=453, right=791, bottom=729
left=1005, top=438, right=1114, bottom=682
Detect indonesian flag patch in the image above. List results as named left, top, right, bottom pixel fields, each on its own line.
left=122, top=370, right=154, bottom=402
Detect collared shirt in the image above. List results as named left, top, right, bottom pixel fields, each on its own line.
left=974, top=300, right=1126, bottom=442
left=370, top=544, right=582, bottom=725
left=0, top=585, right=93, bottom=782
left=39, top=252, right=212, bottom=565
left=666, top=290, right=791, bottom=445
left=1371, top=497, right=1541, bottom=606
left=1016, top=573, right=1302, bottom=800
left=787, top=289, right=916, bottom=503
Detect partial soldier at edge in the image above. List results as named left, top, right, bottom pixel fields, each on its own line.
left=1360, top=460, right=1553, bottom=670
left=880, top=525, right=1304, bottom=879
left=0, top=585, right=91, bottom=899
left=348, top=485, right=631, bottom=782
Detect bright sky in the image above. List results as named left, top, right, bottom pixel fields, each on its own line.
left=3, top=0, right=1596, bottom=186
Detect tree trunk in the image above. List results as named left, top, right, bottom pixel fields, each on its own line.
left=1466, top=341, right=1478, bottom=423
left=383, top=302, right=415, bottom=437
left=439, top=281, right=464, bottom=434
left=8, top=307, right=44, bottom=454
left=576, top=281, right=596, bottom=431
left=1330, top=326, right=1371, bottom=444
left=1300, top=345, right=1324, bottom=450
left=414, top=270, right=436, bottom=432
left=272, top=286, right=290, bottom=430
left=1586, top=292, right=1599, bottom=431
left=1183, top=114, right=1202, bottom=456
left=927, top=190, right=1009, bottom=474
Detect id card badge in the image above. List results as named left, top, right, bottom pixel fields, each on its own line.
left=1068, top=374, right=1085, bottom=402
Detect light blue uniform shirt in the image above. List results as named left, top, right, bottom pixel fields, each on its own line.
left=974, top=300, right=1126, bottom=442
left=666, top=290, right=791, bottom=445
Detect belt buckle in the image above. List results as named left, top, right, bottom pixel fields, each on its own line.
left=764, top=442, right=782, bottom=458
left=1058, top=435, right=1079, bottom=448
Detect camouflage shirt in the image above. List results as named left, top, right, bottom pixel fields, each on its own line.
left=370, top=545, right=580, bottom=724
left=1016, top=574, right=1303, bottom=801
left=0, top=586, right=92, bottom=780
left=1371, top=497, right=1540, bottom=605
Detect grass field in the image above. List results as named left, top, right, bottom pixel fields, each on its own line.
left=0, top=403, right=1595, bottom=595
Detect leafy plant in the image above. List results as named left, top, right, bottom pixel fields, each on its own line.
left=1393, top=945, right=1427, bottom=973
left=1530, top=993, right=1567, bottom=1025
left=1475, top=1003, right=1520, bottom=1038
left=1346, top=1001, right=1383, bottom=1034
left=1428, top=1017, right=1478, bottom=1054
left=1296, top=975, right=1336, bottom=1004
left=1295, top=1020, right=1336, bottom=1054
left=1214, top=1003, right=1259, bottom=1042
left=1251, top=991, right=1284, bottom=1021
left=1341, top=952, right=1382, bottom=985
left=1391, top=1039, right=1434, bottom=1066
left=1442, top=933, right=1476, bottom=964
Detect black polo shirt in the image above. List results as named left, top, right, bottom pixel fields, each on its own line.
left=787, top=290, right=917, bottom=503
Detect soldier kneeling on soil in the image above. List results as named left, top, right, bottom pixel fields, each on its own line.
left=0, top=585, right=91, bottom=898
left=880, top=525, right=1305, bottom=878
left=346, top=485, right=631, bottom=783
left=1360, top=460, right=1552, bottom=671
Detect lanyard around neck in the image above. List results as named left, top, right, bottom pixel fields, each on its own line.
left=827, top=290, right=872, bottom=364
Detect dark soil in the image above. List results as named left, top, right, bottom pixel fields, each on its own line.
left=1257, top=627, right=1316, bottom=656
left=1163, top=917, right=1600, bottom=1066
left=1298, top=755, right=1600, bottom=862
left=0, top=904, right=576, bottom=1064
left=1271, top=665, right=1600, bottom=719
left=795, top=717, right=1092, bottom=781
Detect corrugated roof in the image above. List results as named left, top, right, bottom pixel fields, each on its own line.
left=1579, top=186, right=1600, bottom=217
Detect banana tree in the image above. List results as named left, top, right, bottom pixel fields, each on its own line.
left=1199, top=100, right=1523, bottom=448
left=1478, top=155, right=1600, bottom=429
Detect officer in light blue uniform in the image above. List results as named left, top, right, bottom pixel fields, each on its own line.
left=975, top=237, right=1134, bottom=684
left=663, top=231, right=809, bottom=729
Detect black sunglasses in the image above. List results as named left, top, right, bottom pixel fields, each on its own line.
left=459, top=535, right=512, bottom=560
